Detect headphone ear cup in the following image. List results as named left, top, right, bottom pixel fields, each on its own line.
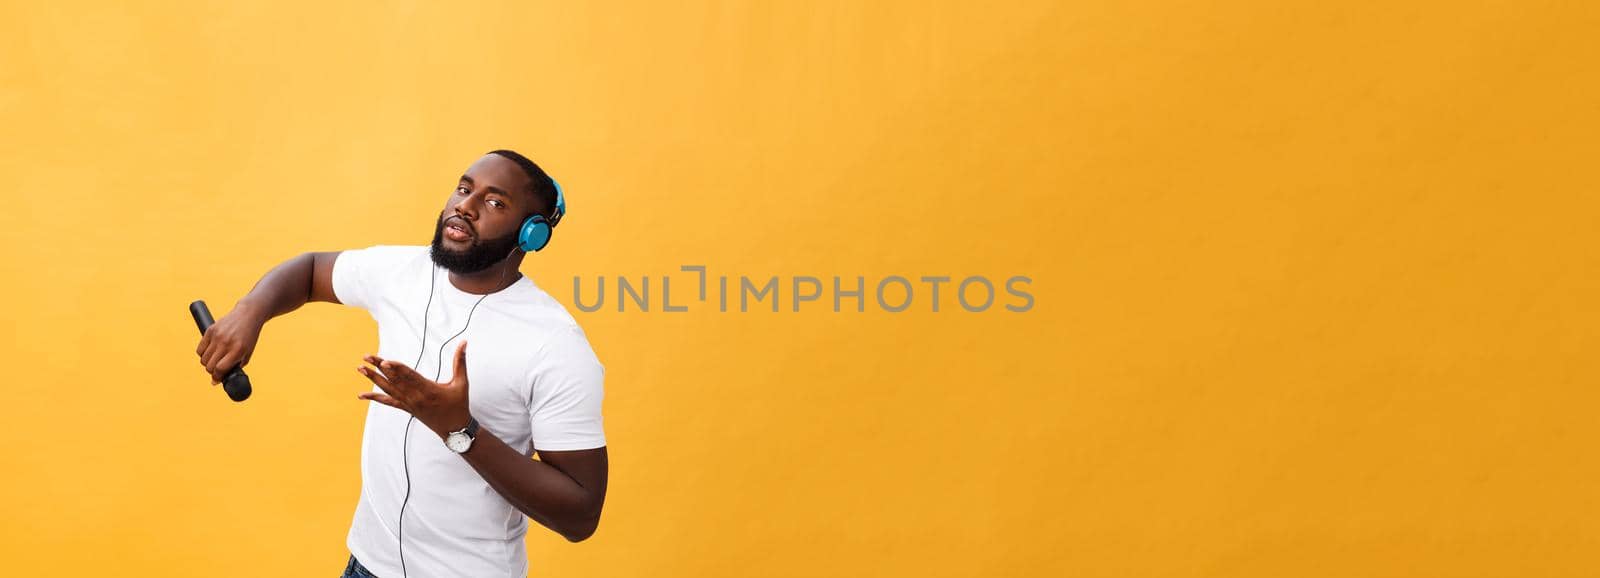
left=519, top=215, right=553, bottom=252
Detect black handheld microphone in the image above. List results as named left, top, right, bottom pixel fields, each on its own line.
left=189, top=300, right=253, bottom=402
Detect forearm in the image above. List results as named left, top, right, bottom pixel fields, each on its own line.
left=457, top=427, right=603, bottom=542
left=235, top=252, right=316, bottom=321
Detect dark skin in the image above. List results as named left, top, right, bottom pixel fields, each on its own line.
left=194, top=154, right=607, bottom=542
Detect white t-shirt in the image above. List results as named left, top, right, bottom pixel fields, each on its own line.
left=332, top=245, right=606, bottom=578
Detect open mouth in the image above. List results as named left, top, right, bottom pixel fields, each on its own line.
left=444, top=220, right=473, bottom=242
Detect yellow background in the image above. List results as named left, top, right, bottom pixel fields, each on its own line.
left=2, top=1, right=1596, bottom=576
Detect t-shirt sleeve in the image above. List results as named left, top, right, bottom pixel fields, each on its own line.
left=331, top=245, right=415, bottom=311
left=527, top=327, right=607, bottom=452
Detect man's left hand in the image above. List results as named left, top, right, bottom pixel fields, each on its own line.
left=357, top=341, right=473, bottom=438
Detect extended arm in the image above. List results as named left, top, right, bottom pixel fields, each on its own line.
left=196, top=251, right=341, bottom=383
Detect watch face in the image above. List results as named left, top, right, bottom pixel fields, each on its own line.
left=446, top=432, right=472, bottom=453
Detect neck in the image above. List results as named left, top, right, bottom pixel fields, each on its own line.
left=447, top=251, right=525, bottom=295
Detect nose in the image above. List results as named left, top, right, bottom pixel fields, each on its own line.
left=452, top=191, right=485, bottom=223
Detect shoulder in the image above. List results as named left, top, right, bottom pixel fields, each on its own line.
left=504, top=281, right=604, bottom=381
left=331, top=245, right=431, bottom=308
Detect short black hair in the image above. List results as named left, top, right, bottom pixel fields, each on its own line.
left=487, top=149, right=559, bottom=225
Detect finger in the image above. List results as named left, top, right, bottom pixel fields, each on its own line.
left=376, top=358, right=427, bottom=389
left=196, top=326, right=211, bottom=356
left=205, top=342, right=229, bottom=375
left=357, top=392, right=405, bottom=410
left=213, top=350, right=242, bottom=377
left=200, top=333, right=218, bottom=368
left=361, top=355, right=392, bottom=378
left=450, top=340, right=469, bottom=386
left=204, top=333, right=234, bottom=372
left=357, top=365, right=399, bottom=398
left=362, top=354, right=400, bottom=380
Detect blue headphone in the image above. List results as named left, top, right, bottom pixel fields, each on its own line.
left=517, top=177, right=566, bottom=252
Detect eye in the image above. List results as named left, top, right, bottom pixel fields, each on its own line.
left=456, top=185, right=469, bottom=195
left=489, top=199, right=505, bottom=209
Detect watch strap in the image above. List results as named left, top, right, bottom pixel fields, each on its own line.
left=452, top=416, right=480, bottom=439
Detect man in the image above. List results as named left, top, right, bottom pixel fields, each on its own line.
left=194, top=150, right=608, bottom=577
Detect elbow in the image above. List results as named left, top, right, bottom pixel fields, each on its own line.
left=561, top=513, right=601, bottom=543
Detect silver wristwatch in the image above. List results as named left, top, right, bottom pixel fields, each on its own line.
left=444, top=417, right=480, bottom=454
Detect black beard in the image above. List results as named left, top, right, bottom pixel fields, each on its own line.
left=429, top=214, right=520, bottom=274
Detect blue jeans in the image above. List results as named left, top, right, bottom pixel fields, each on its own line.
left=341, top=555, right=378, bottom=578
